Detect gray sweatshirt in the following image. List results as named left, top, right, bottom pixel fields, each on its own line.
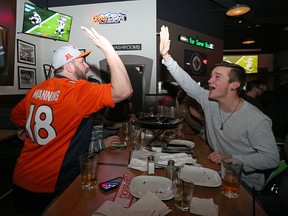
left=162, top=57, right=279, bottom=190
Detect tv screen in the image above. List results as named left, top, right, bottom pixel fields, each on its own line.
left=22, top=3, right=73, bottom=42
left=223, top=55, right=258, bottom=74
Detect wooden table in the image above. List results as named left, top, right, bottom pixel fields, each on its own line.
left=43, top=125, right=268, bottom=216
left=0, top=129, right=17, bottom=142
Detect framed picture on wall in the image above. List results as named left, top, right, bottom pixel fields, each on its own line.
left=17, top=39, right=36, bottom=65
left=18, top=66, right=36, bottom=89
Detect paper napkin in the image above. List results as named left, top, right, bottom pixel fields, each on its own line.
left=128, top=149, right=196, bottom=171
left=190, top=197, right=218, bottom=216
left=92, top=191, right=171, bottom=216
left=92, top=201, right=158, bottom=216
left=130, top=191, right=171, bottom=216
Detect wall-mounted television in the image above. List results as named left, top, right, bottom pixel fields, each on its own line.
left=223, top=55, right=258, bottom=74
left=22, top=2, right=73, bottom=42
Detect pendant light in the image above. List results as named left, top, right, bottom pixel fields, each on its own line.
left=226, top=4, right=251, bottom=17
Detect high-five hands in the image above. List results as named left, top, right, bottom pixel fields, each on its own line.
left=81, top=26, right=114, bottom=52
left=159, top=25, right=171, bottom=61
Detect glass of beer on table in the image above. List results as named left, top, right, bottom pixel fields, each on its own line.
left=79, top=153, right=98, bottom=190
left=221, top=158, right=243, bottom=198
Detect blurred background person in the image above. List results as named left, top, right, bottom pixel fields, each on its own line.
left=175, top=87, right=205, bottom=139
left=243, top=80, right=266, bottom=113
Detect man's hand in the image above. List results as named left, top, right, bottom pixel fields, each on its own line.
left=81, top=26, right=113, bottom=53
left=207, top=151, right=232, bottom=164
left=81, top=26, right=133, bottom=103
left=159, top=25, right=171, bottom=61
left=104, top=135, right=121, bottom=148
left=17, top=129, right=26, bottom=141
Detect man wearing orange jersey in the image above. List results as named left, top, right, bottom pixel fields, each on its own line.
left=10, top=26, right=132, bottom=215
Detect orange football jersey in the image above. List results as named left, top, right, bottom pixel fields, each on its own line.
left=10, top=76, right=114, bottom=193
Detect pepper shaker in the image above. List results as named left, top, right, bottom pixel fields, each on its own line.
left=165, top=160, right=177, bottom=181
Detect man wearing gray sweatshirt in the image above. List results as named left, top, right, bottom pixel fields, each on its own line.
left=159, top=25, right=279, bottom=191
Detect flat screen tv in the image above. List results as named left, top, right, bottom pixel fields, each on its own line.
left=22, top=2, right=73, bottom=42
left=223, top=55, right=258, bottom=74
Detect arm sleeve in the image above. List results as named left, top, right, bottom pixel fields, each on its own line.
left=72, top=82, right=115, bottom=117
left=233, top=118, right=280, bottom=172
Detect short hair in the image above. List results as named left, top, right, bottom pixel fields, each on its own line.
left=53, top=65, right=64, bottom=74
left=246, top=80, right=261, bottom=92
left=215, top=61, right=246, bottom=93
left=53, top=59, right=75, bottom=74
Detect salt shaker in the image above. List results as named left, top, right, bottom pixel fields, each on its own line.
left=165, top=160, right=177, bottom=181
left=147, top=155, right=155, bottom=175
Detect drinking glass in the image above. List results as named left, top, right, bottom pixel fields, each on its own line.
left=122, top=122, right=130, bottom=141
left=172, top=178, right=195, bottom=211
left=79, top=153, right=98, bottom=190
left=221, top=158, right=243, bottom=198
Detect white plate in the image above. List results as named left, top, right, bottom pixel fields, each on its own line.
left=130, top=176, right=173, bottom=200
left=180, top=166, right=221, bottom=187
left=169, top=139, right=195, bottom=148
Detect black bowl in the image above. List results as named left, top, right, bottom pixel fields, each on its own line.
left=138, top=117, right=181, bottom=129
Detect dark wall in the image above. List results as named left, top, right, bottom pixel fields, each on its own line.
left=157, top=0, right=224, bottom=40
left=0, top=95, right=25, bottom=129
left=0, top=0, right=16, bottom=86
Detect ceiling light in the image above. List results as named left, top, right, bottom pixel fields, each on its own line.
left=226, top=4, right=251, bottom=17
left=242, top=38, right=255, bottom=45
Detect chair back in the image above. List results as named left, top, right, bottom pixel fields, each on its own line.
left=43, top=64, right=52, bottom=80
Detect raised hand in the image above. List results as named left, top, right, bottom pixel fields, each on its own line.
left=159, top=25, right=171, bottom=59
left=81, top=26, right=133, bottom=103
left=81, top=26, right=113, bottom=52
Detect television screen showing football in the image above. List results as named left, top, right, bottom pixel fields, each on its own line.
left=22, top=2, right=73, bottom=42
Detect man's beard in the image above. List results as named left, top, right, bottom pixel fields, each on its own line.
left=73, top=65, right=88, bottom=80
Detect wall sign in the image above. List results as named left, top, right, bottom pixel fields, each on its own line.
left=92, top=12, right=127, bottom=24
left=113, top=44, right=142, bottom=51
left=179, top=35, right=214, bottom=50
left=184, top=49, right=207, bottom=76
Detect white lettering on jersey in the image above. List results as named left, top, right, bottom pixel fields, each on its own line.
left=32, top=89, right=60, bottom=102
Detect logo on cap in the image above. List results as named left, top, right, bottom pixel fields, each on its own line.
left=65, top=53, right=74, bottom=61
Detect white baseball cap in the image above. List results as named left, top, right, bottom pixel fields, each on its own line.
left=51, top=45, right=91, bottom=69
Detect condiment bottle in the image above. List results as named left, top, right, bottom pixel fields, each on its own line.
left=147, top=155, right=155, bottom=175
left=165, top=160, right=177, bottom=181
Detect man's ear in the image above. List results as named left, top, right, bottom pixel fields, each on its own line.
left=64, top=62, right=74, bottom=74
left=231, top=82, right=240, bottom=91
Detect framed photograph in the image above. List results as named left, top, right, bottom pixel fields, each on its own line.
left=18, top=66, right=36, bottom=89
left=17, top=39, right=36, bottom=65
